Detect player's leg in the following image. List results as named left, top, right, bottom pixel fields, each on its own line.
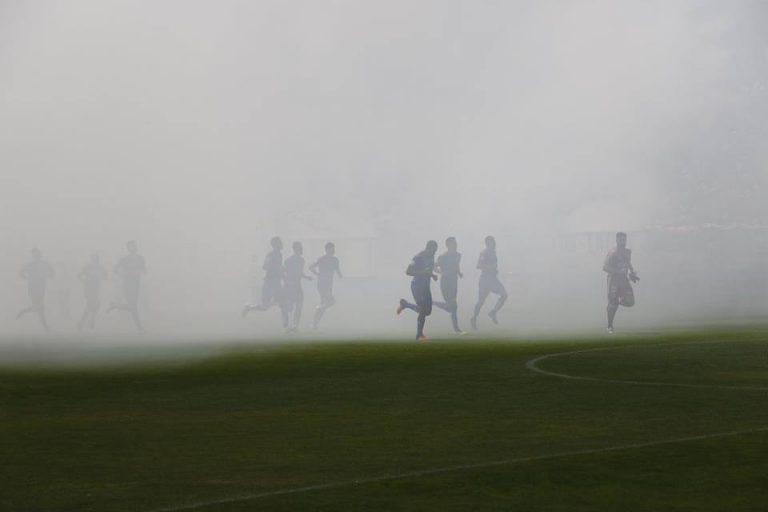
left=414, top=284, right=432, bottom=340
left=90, top=298, right=100, bottom=329
left=471, top=280, right=491, bottom=329
left=313, top=284, right=334, bottom=328
left=78, top=305, right=89, bottom=330
left=29, top=292, right=50, bottom=331
left=292, top=288, right=303, bottom=328
left=442, top=280, right=462, bottom=332
left=16, top=306, right=35, bottom=320
left=488, top=278, right=507, bottom=324
left=606, top=276, right=620, bottom=332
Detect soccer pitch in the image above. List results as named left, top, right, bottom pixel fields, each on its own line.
left=2, top=329, right=768, bottom=511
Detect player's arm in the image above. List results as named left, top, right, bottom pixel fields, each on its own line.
left=628, top=254, right=639, bottom=282
left=458, top=254, right=464, bottom=279
left=335, top=260, right=342, bottom=278
left=19, top=266, right=28, bottom=280
left=309, top=260, right=320, bottom=276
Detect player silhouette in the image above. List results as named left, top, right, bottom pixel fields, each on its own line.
left=16, top=248, right=55, bottom=331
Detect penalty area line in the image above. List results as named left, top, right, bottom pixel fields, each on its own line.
left=151, top=426, right=768, bottom=511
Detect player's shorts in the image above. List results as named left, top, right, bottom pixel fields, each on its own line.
left=123, top=279, right=141, bottom=309
left=479, top=274, right=507, bottom=297
left=318, top=280, right=335, bottom=307
left=411, top=281, right=432, bottom=316
left=28, top=285, right=46, bottom=308
left=283, top=281, right=304, bottom=305
left=440, top=277, right=458, bottom=303
left=607, top=274, right=634, bottom=307
left=261, top=277, right=283, bottom=306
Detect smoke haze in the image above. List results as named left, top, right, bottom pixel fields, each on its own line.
left=1, top=0, right=767, bottom=340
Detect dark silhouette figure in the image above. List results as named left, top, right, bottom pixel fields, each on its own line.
left=16, top=248, right=55, bottom=331
left=77, top=253, right=107, bottom=330
left=283, top=241, right=313, bottom=332
left=603, top=232, right=639, bottom=333
left=309, top=242, right=342, bottom=329
left=470, top=235, right=508, bottom=330
left=397, top=240, right=439, bottom=341
left=106, top=240, right=147, bottom=334
left=242, top=236, right=289, bottom=329
left=433, top=237, right=466, bottom=334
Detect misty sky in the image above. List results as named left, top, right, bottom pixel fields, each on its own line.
left=3, top=0, right=766, bottom=246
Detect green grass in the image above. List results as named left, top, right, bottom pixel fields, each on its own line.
left=2, top=329, right=768, bottom=511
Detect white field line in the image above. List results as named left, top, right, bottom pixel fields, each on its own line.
left=152, top=338, right=768, bottom=512
left=526, top=339, right=768, bottom=392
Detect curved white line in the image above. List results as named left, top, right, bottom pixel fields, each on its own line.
left=151, top=338, right=768, bottom=511
left=526, top=339, right=768, bottom=392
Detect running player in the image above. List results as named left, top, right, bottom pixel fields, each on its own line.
left=283, top=241, right=312, bottom=332
left=106, top=240, right=147, bottom=334
left=77, top=252, right=107, bottom=330
left=603, top=231, right=639, bottom=333
left=470, top=235, right=508, bottom=330
left=309, top=242, right=342, bottom=329
left=433, top=237, right=465, bottom=334
left=396, top=240, right=438, bottom=341
left=242, top=236, right=289, bottom=329
left=16, top=248, right=55, bottom=331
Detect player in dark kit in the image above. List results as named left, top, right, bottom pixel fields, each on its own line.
left=433, top=237, right=466, bottom=334
left=242, top=236, right=289, bottom=329
left=283, top=241, right=313, bottom=332
left=77, top=252, right=107, bottom=330
left=603, top=232, right=639, bottom=334
left=107, top=240, right=147, bottom=334
left=396, top=240, right=439, bottom=341
left=309, top=242, right=342, bottom=329
left=16, top=248, right=55, bottom=331
left=470, top=235, right=508, bottom=330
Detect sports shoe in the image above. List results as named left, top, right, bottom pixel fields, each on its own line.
left=454, top=330, right=468, bottom=336
left=397, top=299, right=407, bottom=315
left=417, top=335, right=429, bottom=342
left=488, top=310, right=498, bottom=324
left=470, top=316, right=478, bottom=330
left=606, top=326, right=614, bottom=334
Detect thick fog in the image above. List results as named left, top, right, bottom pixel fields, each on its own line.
left=1, top=0, right=767, bottom=340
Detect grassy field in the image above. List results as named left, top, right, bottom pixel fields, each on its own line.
left=2, top=329, right=768, bottom=511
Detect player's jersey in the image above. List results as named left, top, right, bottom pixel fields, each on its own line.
left=603, top=248, right=632, bottom=276
left=477, top=249, right=498, bottom=277
left=437, top=251, right=461, bottom=277
left=116, top=254, right=146, bottom=282
left=283, top=254, right=305, bottom=285
left=314, top=254, right=339, bottom=283
left=23, top=260, right=54, bottom=290
left=263, top=250, right=283, bottom=279
left=410, top=250, right=435, bottom=287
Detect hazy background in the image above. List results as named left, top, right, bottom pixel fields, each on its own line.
left=1, top=0, right=767, bottom=340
